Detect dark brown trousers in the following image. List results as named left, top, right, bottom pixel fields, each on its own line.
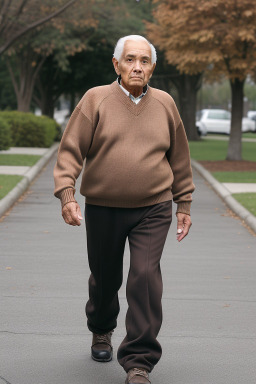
left=84, top=200, right=172, bottom=373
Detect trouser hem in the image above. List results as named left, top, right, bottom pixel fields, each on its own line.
left=87, top=321, right=116, bottom=335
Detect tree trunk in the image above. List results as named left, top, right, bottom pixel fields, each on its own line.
left=175, top=73, right=203, bottom=141
left=17, top=90, right=33, bottom=112
left=226, top=78, right=245, bottom=161
left=42, top=99, right=54, bottom=118
left=70, top=91, right=76, bottom=115
left=16, top=69, right=36, bottom=112
left=6, top=54, right=45, bottom=113
left=40, top=82, right=55, bottom=118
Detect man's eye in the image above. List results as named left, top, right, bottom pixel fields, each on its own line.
left=127, top=58, right=133, bottom=62
left=142, top=60, right=148, bottom=64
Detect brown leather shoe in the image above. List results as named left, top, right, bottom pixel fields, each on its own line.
left=125, top=368, right=151, bottom=384
left=91, top=330, right=113, bottom=362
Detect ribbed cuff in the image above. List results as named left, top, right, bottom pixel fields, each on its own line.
left=176, top=202, right=191, bottom=216
left=59, top=188, right=77, bottom=209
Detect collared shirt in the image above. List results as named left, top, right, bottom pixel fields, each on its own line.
left=117, top=77, right=148, bottom=104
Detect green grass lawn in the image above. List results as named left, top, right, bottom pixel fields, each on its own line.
left=233, top=193, right=256, bottom=216
left=189, top=140, right=256, bottom=161
left=0, top=175, right=23, bottom=199
left=189, top=139, right=256, bottom=217
left=242, top=132, right=256, bottom=139
left=0, top=154, right=41, bottom=166
left=205, top=133, right=256, bottom=139
left=212, top=172, right=256, bottom=183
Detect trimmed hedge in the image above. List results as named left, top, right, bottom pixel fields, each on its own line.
left=0, top=111, right=59, bottom=148
left=0, top=116, right=12, bottom=150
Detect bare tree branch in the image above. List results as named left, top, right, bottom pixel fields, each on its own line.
left=0, top=0, right=13, bottom=34
left=0, top=0, right=77, bottom=55
left=6, top=57, right=19, bottom=97
left=2, top=0, right=29, bottom=37
left=14, top=0, right=27, bottom=18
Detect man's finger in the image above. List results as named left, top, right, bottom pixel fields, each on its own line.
left=69, top=206, right=81, bottom=226
left=177, top=221, right=191, bottom=242
left=76, top=205, right=83, bottom=220
left=177, top=216, right=184, bottom=232
left=62, top=202, right=81, bottom=226
left=62, top=208, right=75, bottom=226
left=176, top=213, right=192, bottom=242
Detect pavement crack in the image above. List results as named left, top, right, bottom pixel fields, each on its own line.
left=0, top=375, right=12, bottom=384
left=0, top=330, right=256, bottom=340
left=2, top=295, right=256, bottom=303
left=0, top=330, right=86, bottom=336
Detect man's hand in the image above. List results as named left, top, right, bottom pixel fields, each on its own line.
left=62, top=201, right=83, bottom=226
left=176, top=213, right=192, bottom=242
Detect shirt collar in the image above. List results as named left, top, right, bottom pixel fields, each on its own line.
left=117, top=77, right=148, bottom=103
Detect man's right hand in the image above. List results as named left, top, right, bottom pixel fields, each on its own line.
left=62, top=201, right=83, bottom=226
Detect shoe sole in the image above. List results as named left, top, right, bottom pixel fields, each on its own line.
left=91, top=354, right=112, bottom=362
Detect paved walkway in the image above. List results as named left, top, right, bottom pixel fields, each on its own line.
left=202, top=135, right=256, bottom=142
left=0, top=153, right=256, bottom=384
left=0, top=147, right=49, bottom=155
left=0, top=147, right=47, bottom=176
left=0, top=166, right=30, bottom=175
left=223, top=183, right=256, bottom=193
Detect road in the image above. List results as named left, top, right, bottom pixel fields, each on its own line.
left=0, top=153, right=256, bottom=384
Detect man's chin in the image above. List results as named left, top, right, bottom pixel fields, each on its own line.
left=129, top=79, right=145, bottom=87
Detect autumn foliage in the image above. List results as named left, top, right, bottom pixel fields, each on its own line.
left=147, top=0, right=256, bottom=159
left=147, top=0, right=256, bottom=79
left=0, top=0, right=77, bottom=55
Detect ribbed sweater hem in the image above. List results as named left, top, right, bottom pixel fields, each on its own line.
left=85, top=189, right=173, bottom=208
left=176, top=202, right=191, bottom=215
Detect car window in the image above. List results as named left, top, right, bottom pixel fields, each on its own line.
left=223, top=111, right=231, bottom=120
left=196, top=111, right=203, bottom=120
left=208, top=110, right=230, bottom=120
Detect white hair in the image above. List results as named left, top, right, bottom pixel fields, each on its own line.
left=113, top=35, right=157, bottom=64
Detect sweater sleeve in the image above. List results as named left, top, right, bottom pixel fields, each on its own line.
left=166, top=119, right=195, bottom=215
left=53, top=106, right=93, bottom=206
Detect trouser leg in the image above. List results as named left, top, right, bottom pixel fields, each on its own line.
left=84, top=203, right=127, bottom=334
left=117, top=200, right=172, bottom=373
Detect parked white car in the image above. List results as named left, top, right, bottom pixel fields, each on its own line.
left=247, top=110, right=256, bottom=120
left=196, top=109, right=255, bottom=135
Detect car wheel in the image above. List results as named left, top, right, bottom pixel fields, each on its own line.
left=197, top=126, right=202, bottom=136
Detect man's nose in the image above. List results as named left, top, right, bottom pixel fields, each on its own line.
left=133, top=60, right=142, bottom=71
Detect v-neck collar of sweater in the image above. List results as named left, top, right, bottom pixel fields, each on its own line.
left=110, top=80, right=152, bottom=116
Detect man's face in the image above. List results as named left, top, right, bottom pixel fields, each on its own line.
left=112, top=40, right=156, bottom=96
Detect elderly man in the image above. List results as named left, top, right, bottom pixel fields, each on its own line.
left=53, top=35, right=195, bottom=384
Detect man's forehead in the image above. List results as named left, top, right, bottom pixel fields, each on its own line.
left=123, top=40, right=151, bottom=56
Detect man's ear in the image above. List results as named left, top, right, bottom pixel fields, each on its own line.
left=149, top=63, right=156, bottom=79
left=112, top=58, right=120, bottom=76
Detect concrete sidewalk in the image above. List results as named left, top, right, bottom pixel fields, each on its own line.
left=0, top=147, right=50, bottom=175
left=223, top=183, right=256, bottom=193
left=0, top=144, right=58, bottom=217
left=0, top=153, right=256, bottom=384
left=202, top=135, right=256, bottom=143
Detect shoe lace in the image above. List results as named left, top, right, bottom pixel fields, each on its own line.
left=131, top=368, right=150, bottom=382
left=95, top=330, right=113, bottom=345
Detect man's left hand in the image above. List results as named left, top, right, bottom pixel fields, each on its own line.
left=176, top=213, right=192, bottom=242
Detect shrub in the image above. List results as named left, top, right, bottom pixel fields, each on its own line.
left=54, top=122, right=62, bottom=142
left=0, top=117, right=12, bottom=150
left=0, top=111, right=58, bottom=148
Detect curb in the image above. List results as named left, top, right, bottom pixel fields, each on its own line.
left=192, top=159, right=256, bottom=234
left=0, top=142, right=59, bottom=218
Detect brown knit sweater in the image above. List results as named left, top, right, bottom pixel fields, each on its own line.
left=53, top=80, right=195, bottom=214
